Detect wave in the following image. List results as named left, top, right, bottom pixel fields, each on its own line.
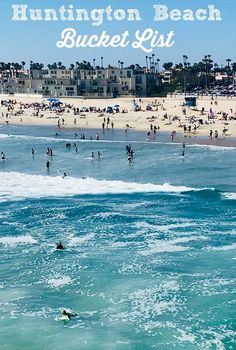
left=188, top=144, right=236, bottom=151
left=0, top=133, right=71, bottom=143
left=68, top=233, right=95, bottom=246
left=222, top=192, right=236, bottom=200
left=139, top=236, right=208, bottom=255
left=0, top=171, right=214, bottom=201
left=206, top=243, right=236, bottom=252
left=0, top=235, right=37, bottom=246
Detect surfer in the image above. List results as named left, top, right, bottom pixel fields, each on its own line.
left=61, top=310, right=76, bottom=320
left=62, top=173, right=67, bottom=179
left=32, top=148, right=35, bottom=156
left=56, top=242, right=64, bottom=250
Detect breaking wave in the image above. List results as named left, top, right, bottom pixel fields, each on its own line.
left=0, top=171, right=215, bottom=201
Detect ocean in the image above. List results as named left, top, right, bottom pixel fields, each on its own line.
left=0, top=125, right=235, bottom=350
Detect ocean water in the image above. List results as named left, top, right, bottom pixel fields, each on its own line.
left=0, top=125, right=235, bottom=350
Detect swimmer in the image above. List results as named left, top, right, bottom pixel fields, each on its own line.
left=1, top=152, right=5, bottom=160
left=61, top=310, right=76, bottom=320
left=46, top=160, right=50, bottom=169
left=98, top=151, right=101, bottom=159
left=91, top=152, right=95, bottom=158
left=56, top=242, right=64, bottom=250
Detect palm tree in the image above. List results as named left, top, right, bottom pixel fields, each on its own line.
left=226, top=58, right=232, bottom=89
left=151, top=54, right=155, bottom=72
left=21, top=61, right=26, bottom=72
left=149, top=57, right=152, bottom=72
left=93, top=59, right=96, bottom=69
left=145, top=56, right=148, bottom=69
left=202, top=55, right=213, bottom=91
left=183, top=55, right=188, bottom=95
left=101, top=57, right=104, bottom=69
left=70, top=63, right=75, bottom=80
left=156, top=59, right=160, bottom=73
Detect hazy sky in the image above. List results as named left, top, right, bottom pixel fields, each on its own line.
left=0, top=0, right=235, bottom=67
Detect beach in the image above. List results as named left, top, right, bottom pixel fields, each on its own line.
left=1, top=95, right=236, bottom=146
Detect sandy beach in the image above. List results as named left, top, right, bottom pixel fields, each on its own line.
left=1, top=95, right=236, bottom=144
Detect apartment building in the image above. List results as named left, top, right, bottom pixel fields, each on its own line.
left=0, top=67, right=160, bottom=97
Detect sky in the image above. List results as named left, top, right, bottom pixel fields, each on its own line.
left=0, top=0, right=235, bottom=68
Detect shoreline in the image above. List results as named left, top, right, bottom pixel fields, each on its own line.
left=1, top=121, right=236, bottom=148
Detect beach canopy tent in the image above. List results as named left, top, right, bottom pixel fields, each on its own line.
left=184, top=96, right=197, bottom=107
left=48, top=98, right=63, bottom=108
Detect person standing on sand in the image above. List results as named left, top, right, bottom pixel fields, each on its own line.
left=215, top=130, right=218, bottom=140
left=209, top=130, right=213, bottom=139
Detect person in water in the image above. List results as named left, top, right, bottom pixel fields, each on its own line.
left=56, top=242, right=64, bottom=250
left=46, top=160, right=50, bottom=169
left=1, top=152, right=5, bottom=160
left=61, top=310, right=76, bottom=319
left=62, top=173, right=67, bottom=179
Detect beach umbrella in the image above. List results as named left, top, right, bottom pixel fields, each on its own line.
left=48, top=98, right=60, bottom=103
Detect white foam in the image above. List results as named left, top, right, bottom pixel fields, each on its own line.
left=188, top=143, right=236, bottom=151
left=206, top=243, right=236, bottom=252
left=140, top=236, right=207, bottom=255
left=222, top=192, right=236, bottom=200
left=0, top=235, right=37, bottom=246
left=0, top=133, right=70, bottom=143
left=176, top=330, right=196, bottom=344
left=0, top=134, right=10, bottom=139
left=0, top=171, right=210, bottom=201
left=68, top=233, right=95, bottom=246
left=47, top=276, right=72, bottom=288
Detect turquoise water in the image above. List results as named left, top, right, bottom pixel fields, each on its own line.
left=0, top=125, right=235, bottom=350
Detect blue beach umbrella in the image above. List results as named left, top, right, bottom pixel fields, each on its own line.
left=48, top=98, right=63, bottom=103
